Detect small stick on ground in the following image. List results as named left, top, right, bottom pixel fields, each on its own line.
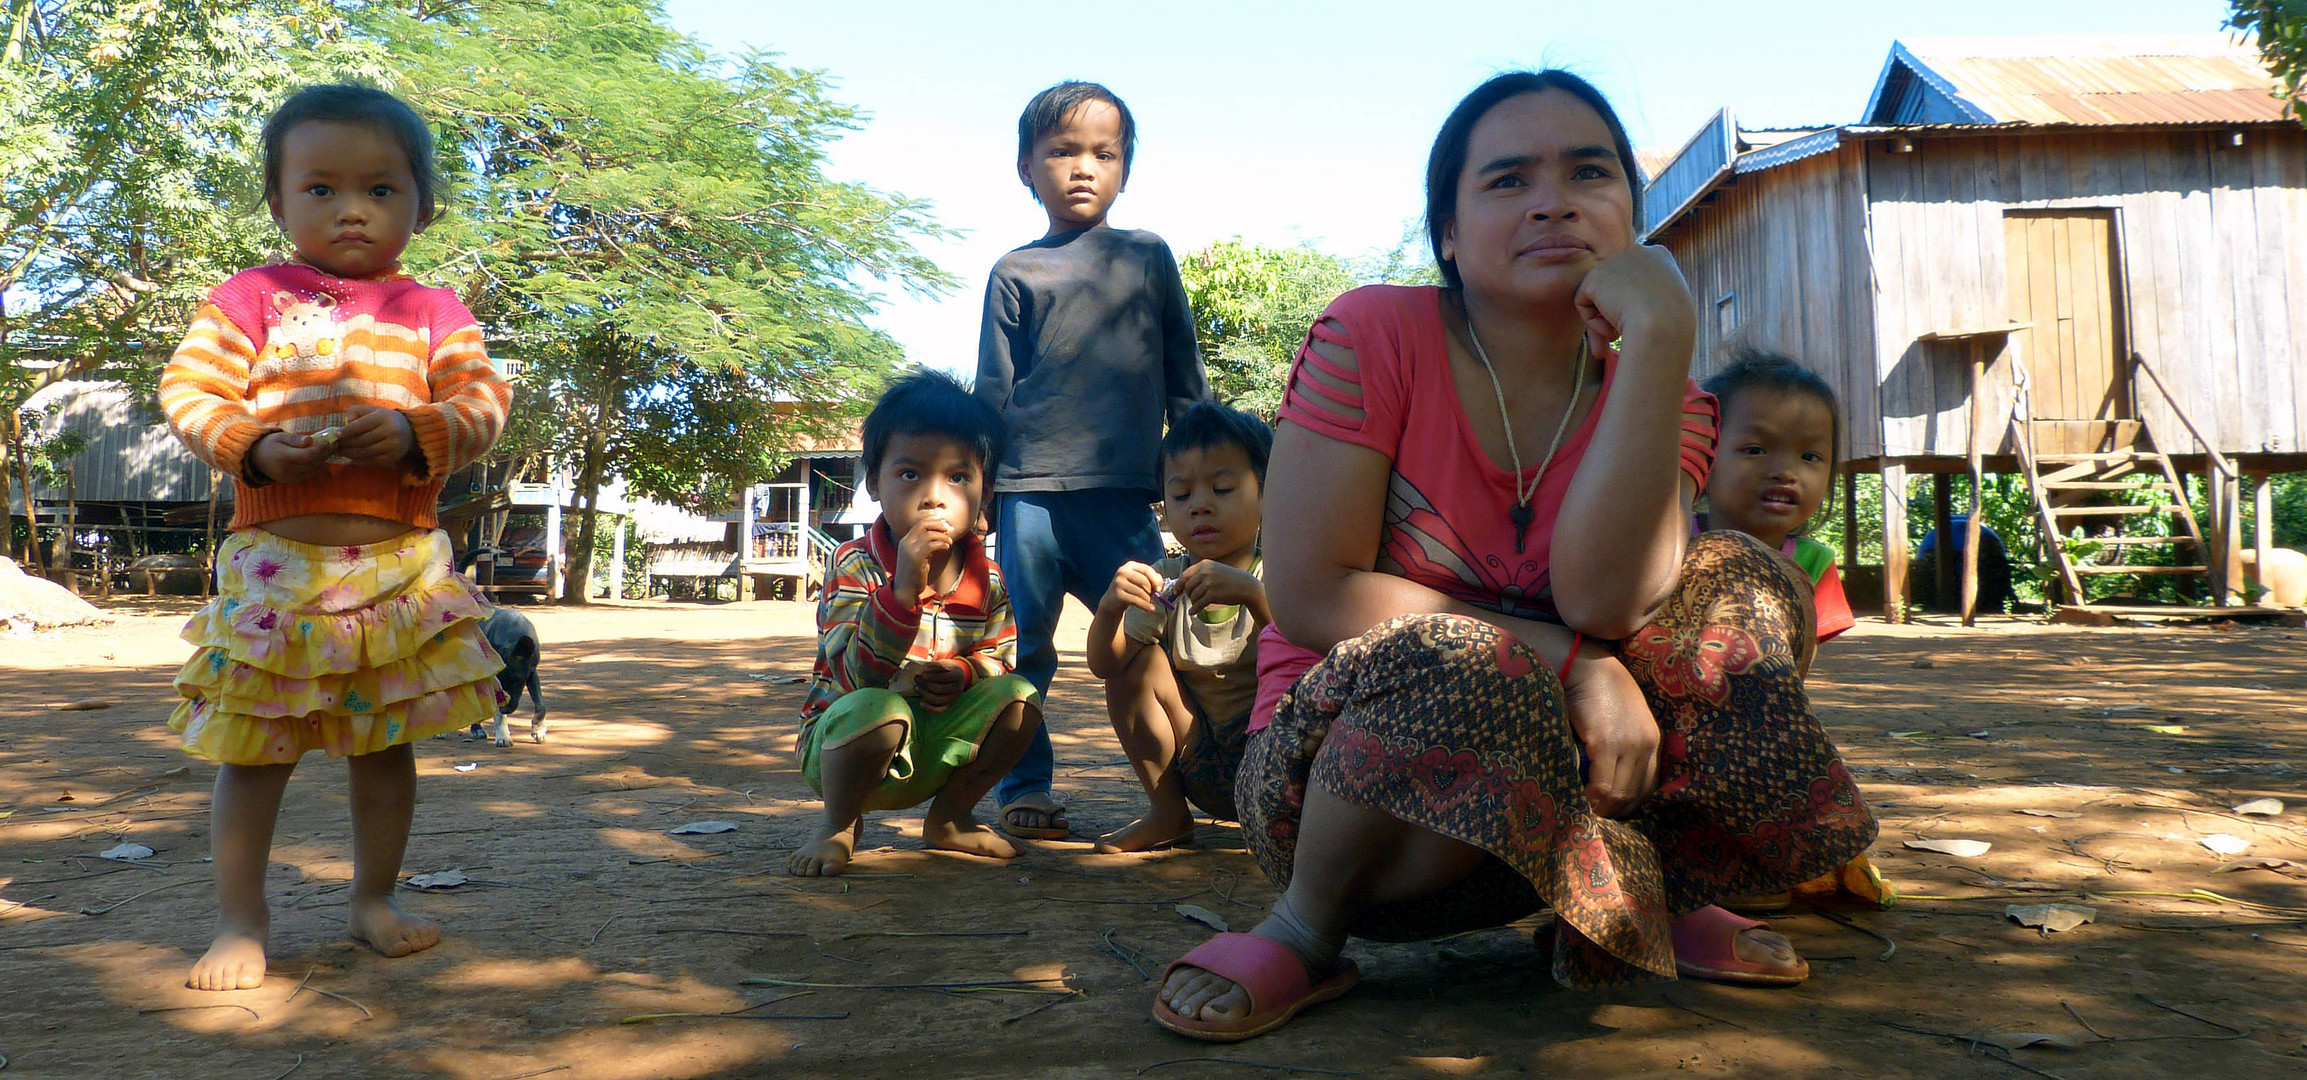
left=137, top=1003, right=259, bottom=1019
left=621, top=991, right=850, bottom=1024
left=2059, top=1000, right=2113, bottom=1040
left=1101, top=928, right=1152, bottom=981
left=1001, top=990, right=1083, bottom=1025
left=839, top=929, right=1027, bottom=940
left=1815, top=909, right=1896, bottom=960
left=652, top=927, right=805, bottom=938
left=285, top=968, right=316, bottom=1005
left=1660, top=991, right=1749, bottom=1030
left=1876, top=1022, right=2072, bottom=1080
left=2137, top=994, right=2250, bottom=1038
left=1138, top=1060, right=1362, bottom=1076
left=299, top=983, right=374, bottom=1020
left=586, top=914, right=621, bottom=947
left=739, top=976, right=1070, bottom=995
left=482, top=1067, right=571, bottom=1080
left=79, top=876, right=206, bottom=916
left=271, top=1053, right=304, bottom=1080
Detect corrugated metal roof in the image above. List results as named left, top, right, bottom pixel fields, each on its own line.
left=6, top=381, right=215, bottom=511
left=1896, top=35, right=2291, bottom=125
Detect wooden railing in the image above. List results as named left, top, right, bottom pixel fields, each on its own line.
left=2130, top=352, right=2242, bottom=604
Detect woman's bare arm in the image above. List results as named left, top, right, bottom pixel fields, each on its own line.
left=1548, top=245, right=1703, bottom=639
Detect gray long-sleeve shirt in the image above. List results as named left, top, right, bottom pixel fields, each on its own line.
left=974, top=226, right=1207, bottom=495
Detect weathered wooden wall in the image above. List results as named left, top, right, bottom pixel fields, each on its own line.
left=1865, top=126, right=2307, bottom=459
left=1655, top=143, right=1883, bottom=458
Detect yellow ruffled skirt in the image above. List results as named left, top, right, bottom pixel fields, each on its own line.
left=169, top=528, right=505, bottom=765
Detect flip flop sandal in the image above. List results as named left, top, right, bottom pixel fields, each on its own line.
left=998, top=794, right=1070, bottom=840
left=1153, top=932, right=1360, bottom=1042
left=1093, top=823, right=1197, bottom=854
left=1671, top=904, right=1809, bottom=987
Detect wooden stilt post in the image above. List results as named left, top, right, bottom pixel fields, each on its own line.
left=2251, top=473, right=2273, bottom=605
left=1842, top=469, right=1859, bottom=576
left=1932, top=473, right=1955, bottom=616
left=1962, top=342, right=1986, bottom=625
left=2219, top=470, right=2243, bottom=606
left=203, top=468, right=219, bottom=600
left=1882, top=460, right=1909, bottom=623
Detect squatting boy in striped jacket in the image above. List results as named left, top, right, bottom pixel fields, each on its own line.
left=788, top=371, right=1044, bottom=878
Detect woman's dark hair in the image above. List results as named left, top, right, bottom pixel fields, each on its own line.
left=262, top=84, right=443, bottom=223
left=862, top=369, right=1008, bottom=496
left=1703, top=346, right=1844, bottom=532
left=1424, top=70, right=1644, bottom=291
left=1016, top=81, right=1137, bottom=191
left=1160, top=401, right=1274, bottom=487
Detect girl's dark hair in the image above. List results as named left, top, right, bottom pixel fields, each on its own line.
left=1160, top=401, right=1274, bottom=487
left=263, top=84, right=443, bottom=223
left=1016, top=81, right=1137, bottom=192
left=1424, top=70, right=1644, bottom=291
left=862, top=369, right=1008, bottom=497
left=1703, top=346, right=1844, bottom=532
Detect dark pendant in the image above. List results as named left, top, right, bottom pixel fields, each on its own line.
left=1511, top=501, right=1535, bottom=553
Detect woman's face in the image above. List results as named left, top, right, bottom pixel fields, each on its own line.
left=1441, top=89, right=1636, bottom=307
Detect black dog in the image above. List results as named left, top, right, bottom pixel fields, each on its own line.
left=470, top=607, right=547, bottom=746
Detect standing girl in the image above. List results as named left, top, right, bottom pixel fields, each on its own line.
left=159, top=84, right=511, bottom=991
left=1700, top=349, right=1891, bottom=913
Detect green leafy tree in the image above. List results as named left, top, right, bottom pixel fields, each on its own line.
left=2230, top=0, right=2307, bottom=121
left=1177, top=240, right=1359, bottom=420
left=0, top=0, right=377, bottom=450
left=355, top=0, right=947, bottom=602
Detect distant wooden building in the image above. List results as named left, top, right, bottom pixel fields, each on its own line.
left=1643, top=35, right=2306, bottom=618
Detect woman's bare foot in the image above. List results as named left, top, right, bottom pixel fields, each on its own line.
left=923, top=812, right=1021, bottom=860
left=187, top=925, right=270, bottom=990
left=1159, top=909, right=1341, bottom=1023
left=347, top=897, right=442, bottom=958
left=1733, top=925, right=1802, bottom=976
left=1094, top=812, right=1196, bottom=854
left=789, top=819, right=861, bottom=877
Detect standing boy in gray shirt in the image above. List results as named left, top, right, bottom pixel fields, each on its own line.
left=976, top=81, right=1208, bottom=840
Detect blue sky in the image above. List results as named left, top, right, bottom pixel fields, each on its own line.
left=663, top=0, right=2242, bottom=376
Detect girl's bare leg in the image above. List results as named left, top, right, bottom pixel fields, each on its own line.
left=189, top=761, right=298, bottom=990
left=345, top=743, right=441, bottom=957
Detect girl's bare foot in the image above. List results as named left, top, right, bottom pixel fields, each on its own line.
left=789, top=820, right=859, bottom=877
left=1733, top=925, right=1803, bottom=976
left=188, top=925, right=270, bottom=990
left=923, top=812, right=1021, bottom=860
left=347, top=897, right=442, bottom=958
left=1094, top=813, right=1196, bottom=853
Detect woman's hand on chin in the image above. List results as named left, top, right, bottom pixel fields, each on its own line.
left=1573, top=243, right=1696, bottom=365
left=1562, top=652, right=1662, bottom=818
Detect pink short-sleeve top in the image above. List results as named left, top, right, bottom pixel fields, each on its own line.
left=1250, top=285, right=1720, bottom=731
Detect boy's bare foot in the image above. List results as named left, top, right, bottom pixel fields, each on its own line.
left=347, top=897, right=443, bottom=958
left=187, top=926, right=270, bottom=991
left=923, top=813, right=1021, bottom=860
left=789, top=820, right=858, bottom=877
left=1094, top=814, right=1196, bottom=854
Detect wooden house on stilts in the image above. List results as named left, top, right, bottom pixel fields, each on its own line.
left=1642, top=35, right=2307, bottom=619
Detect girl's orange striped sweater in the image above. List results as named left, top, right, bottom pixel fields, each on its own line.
left=159, top=262, right=511, bottom=530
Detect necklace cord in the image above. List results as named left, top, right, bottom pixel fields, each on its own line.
left=1464, top=315, right=1587, bottom=510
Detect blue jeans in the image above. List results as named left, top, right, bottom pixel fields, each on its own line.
left=992, top=489, right=1162, bottom=808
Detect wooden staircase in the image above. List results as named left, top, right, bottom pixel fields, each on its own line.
left=2013, top=418, right=2210, bottom=608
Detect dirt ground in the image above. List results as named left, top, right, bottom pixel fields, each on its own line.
left=4, top=596, right=2305, bottom=1080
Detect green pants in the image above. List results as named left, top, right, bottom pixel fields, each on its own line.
left=800, top=674, right=1040, bottom=812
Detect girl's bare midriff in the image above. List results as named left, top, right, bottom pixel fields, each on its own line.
left=260, top=512, right=421, bottom=548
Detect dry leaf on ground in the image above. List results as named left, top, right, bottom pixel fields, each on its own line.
left=98, top=842, right=154, bottom=860
left=2199, top=834, right=2250, bottom=855
left=1175, top=904, right=1228, bottom=932
left=2233, top=798, right=2284, bottom=816
left=405, top=869, right=469, bottom=889
left=2006, top=903, right=2096, bottom=933
left=669, top=821, right=738, bottom=835
left=1906, top=839, right=1992, bottom=857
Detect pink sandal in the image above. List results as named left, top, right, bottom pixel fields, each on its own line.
left=1152, top=933, right=1360, bottom=1042
left=1672, top=904, right=1809, bottom=986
